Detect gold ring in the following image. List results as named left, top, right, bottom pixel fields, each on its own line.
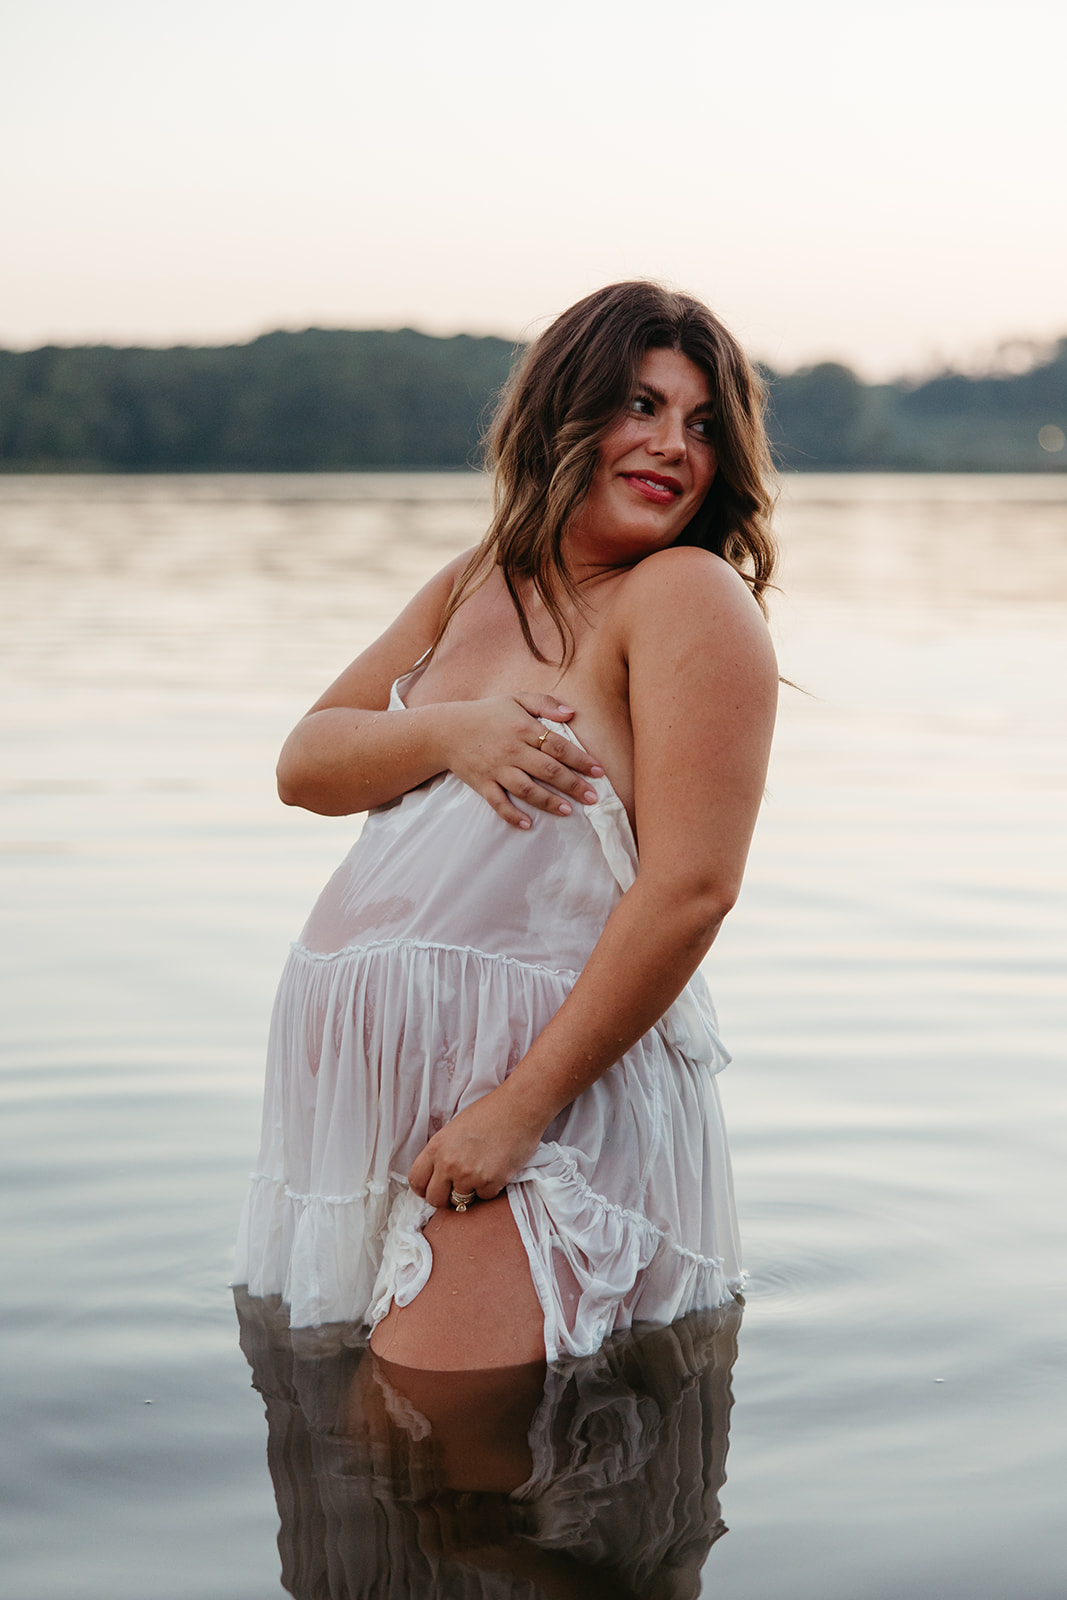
left=450, top=1188, right=476, bottom=1212
left=536, top=727, right=550, bottom=750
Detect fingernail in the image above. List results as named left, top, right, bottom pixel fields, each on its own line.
left=518, top=816, right=532, bottom=829
left=559, top=802, right=572, bottom=815
left=590, top=765, right=604, bottom=776
left=583, top=789, right=598, bottom=803
left=557, top=705, right=575, bottom=715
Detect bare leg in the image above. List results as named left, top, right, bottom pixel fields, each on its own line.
left=370, top=1195, right=545, bottom=1370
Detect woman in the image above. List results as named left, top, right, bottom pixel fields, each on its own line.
left=235, top=281, right=778, bottom=1373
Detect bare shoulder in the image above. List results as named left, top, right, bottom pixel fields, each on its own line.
left=618, top=544, right=761, bottom=609
left=422, top=544, right=484, bottom=603
left=615, top=546, right=777, bottom=679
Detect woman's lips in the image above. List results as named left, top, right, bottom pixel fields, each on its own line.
left=622, top=472, right=683, bottom=505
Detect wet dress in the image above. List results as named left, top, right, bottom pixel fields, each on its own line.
left=234, top=667, right=742, bottom=1362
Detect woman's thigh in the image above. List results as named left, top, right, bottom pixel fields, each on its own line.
left=370, top=1195, right=545, bottom=1369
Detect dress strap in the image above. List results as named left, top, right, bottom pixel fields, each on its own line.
left=388, top=648, right=434, bottom=710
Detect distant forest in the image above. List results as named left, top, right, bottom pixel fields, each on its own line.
left=1, top=327, right=1065, bottom=473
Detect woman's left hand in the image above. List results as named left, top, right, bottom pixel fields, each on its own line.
left=408, top=1088, right=545, bottom=1209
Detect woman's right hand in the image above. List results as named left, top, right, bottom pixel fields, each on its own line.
left=440, top=694, right=604, bottom=829
left=275, top=554, right=609, bottom=822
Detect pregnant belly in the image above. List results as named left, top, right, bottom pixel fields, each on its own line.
left=298, top=772, right=621, bottom=975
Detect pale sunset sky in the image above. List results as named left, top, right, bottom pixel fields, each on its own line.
left=3, top=0, right=1064, bottom=377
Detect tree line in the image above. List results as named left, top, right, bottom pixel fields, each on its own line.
left=1, top=326, right=1065, bottom=472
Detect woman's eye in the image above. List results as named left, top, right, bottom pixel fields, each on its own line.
left=690, top=417, right=711, bottom=437
left=630, top=394, right=655, bottom=416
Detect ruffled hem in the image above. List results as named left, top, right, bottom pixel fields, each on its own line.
left=286, top=932, right=729, bottom=1075
left=508, top=1144, right=739, bottom=1362
left=291, top=934, right=581, bottom=983
left=236, top=1145, right=741, bottom=1363
left=235, top=934, right=740, bottom=1354
left=235, top=1170, right=401, bottom=1328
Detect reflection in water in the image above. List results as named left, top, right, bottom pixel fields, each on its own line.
left=235, top=1289, right=740, bottom=1599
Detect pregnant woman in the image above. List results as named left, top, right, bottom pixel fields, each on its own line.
left=234, top=280, right=778, bottom=1373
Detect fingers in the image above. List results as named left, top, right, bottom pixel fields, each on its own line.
left=479, top=771, right=590, bottom=831
left=416, top=1164, right=501, bottom=1210
left=449, top=694, right=607, bottom=827
left=424, top=1170, right=456, bottom=1209
left=408, top=1145, right=432, bottom=1197
left=512, top=692, right=577, bottom=723
left=480, top=781, right=535, bottom=831
left=518, top=751, right=602, bottom=815
left=409, top=1094, right=541, bottom=1212
left=527, top=735, right=604, bottom=798
left=409, top=1137, right=506, bottom=1211
left=502, top=767, right=583, bottom=820
left=508, top=697, right=606, bottom=806
left=513, top=695, right=603, bottom=776
left=409, top=1137, right=462, bottom=1209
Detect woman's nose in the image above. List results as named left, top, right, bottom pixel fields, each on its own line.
left=650, top=412, right=686, bottom=457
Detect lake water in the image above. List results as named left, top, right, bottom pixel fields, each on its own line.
left=1, top=473, right=1064, bottom=1598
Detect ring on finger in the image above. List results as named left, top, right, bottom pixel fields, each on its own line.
left=450, top=1188, right=477, bottom=1212
left=535, top=726, right=550, bottom=750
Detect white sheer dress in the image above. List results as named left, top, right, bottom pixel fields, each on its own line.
left=234, top=666, right=742, bottom=1362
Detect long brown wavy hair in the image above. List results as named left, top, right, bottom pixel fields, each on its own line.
left=439, top=280, right=778, bottom=663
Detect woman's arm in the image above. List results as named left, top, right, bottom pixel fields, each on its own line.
left=276, top=552, right=604, bottom=824
left=409, top=547, right=778, bottom=1205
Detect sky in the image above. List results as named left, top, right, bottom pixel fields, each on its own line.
left=3, top=0, right=1065, bottom=377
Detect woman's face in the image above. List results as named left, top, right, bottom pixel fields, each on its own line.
left=569, top=346, right=718, bottom=566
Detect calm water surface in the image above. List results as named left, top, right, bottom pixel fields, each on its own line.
left=1, top=474, right=1064, bottom=1598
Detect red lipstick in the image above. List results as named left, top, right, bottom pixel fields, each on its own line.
left=622, top=471, right=683, bottom=505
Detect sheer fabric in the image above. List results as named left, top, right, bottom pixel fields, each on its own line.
left=234, top=670, right=742, bottom=1360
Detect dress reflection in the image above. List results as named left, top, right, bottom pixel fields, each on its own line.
left=235, top=1290, right=741, bottom=1599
